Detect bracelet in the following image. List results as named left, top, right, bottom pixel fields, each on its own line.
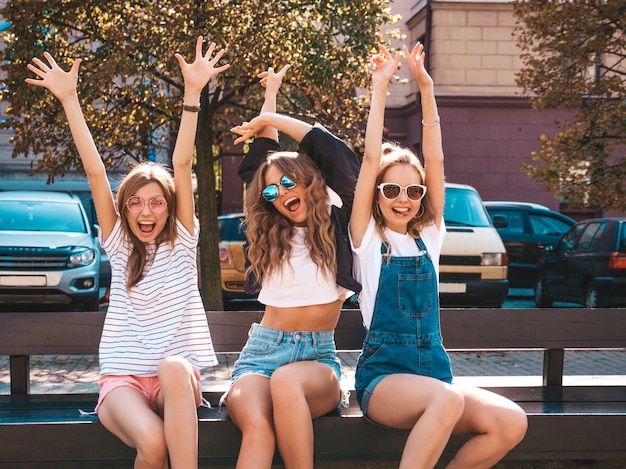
left=182, top=104, right=201, bottom=112
left=421, top=116, right=440, bottom=127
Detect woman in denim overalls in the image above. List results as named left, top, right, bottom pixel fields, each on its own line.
left=349, top=43, right=528, bottom=468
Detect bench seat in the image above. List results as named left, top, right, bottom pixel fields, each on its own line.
left=1, top=308, right=625, bottom=468
left=1, top=386, right=625, bottom=467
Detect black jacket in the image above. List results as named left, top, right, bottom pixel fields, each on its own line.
left=238, top=124, right=362, bottom=295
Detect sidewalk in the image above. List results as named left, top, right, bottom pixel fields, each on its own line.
left=1, top=349, right=625, bottom=395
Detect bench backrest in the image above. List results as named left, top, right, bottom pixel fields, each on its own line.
left=2, top=308, right=625, bottom=393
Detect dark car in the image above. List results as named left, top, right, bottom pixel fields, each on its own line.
left=534, top=217, right=626, bottom=308
left=484, top=201, right=576, bottom=288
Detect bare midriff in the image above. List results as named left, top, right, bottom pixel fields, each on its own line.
left=260, top=299, right=344, bottom=332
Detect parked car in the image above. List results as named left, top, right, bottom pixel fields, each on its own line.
left=484, top=201, right=576, bottom=288
left=0, top=191, right=102, bottom=311
left=440, top=183, right=509, bottom=307
left=218, top=212, right=248, bottom=299
left=218, top=182, right=509, bottom=308
left=534, top=217, right=626, bottom=308
left=0, top=178, right=119, bottom=306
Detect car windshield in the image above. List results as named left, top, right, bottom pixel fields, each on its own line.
left=444, top=187, right=492, bottom=227
left=0, top=201, right=87, bottom=233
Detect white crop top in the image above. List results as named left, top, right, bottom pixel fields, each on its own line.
left=258, top=227, right=349, bottom=307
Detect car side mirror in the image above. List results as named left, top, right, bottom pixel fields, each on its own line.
left=92, top=224, right=100, bottom=238
left=492, top=215, right=507, bottom=228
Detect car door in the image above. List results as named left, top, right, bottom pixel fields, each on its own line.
left=543, top=223, right=585, bottom=299
left=527, top=211, right=576, bottom=262
left=563, top=221, right=606, bottom=301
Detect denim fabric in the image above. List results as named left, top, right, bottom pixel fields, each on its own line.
left=231, top=323, right=342, bottom=382
left=355, top=238, right=453, bottom=414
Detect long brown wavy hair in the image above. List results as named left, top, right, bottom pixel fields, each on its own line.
left=244, top=151, right=336, bottom=286
left=373, top=143, right=437, bottom=251
left=115, top=162, right=177, bottom=290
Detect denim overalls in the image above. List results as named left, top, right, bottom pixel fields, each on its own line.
left=355, top=237, right=453, bottom=414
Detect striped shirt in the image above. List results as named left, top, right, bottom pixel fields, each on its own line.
left=98, top=217, right=217, bottom=376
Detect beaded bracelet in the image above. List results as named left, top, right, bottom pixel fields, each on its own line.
left=183, top=104, right=201, bottom=112
left=421, top=116, right=440, bottom=127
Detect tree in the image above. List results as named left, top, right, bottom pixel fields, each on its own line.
left=0, top=0, right=396, bottom=309
left=513, top=0, right=626, bottom=212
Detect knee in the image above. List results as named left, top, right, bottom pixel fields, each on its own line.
left=157, top=357, right=194, bottom=390
left=500, top=405, right=528, bottom=448
left=433, top=386, right=465, bottom=424
left=240, top=413, right=276, bottom=446
left=134, top=426, right=168, bottom=465
left=269, top=367, right=302, bottom=402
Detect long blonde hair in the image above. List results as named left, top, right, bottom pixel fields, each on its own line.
left=245, top=151, right=336, bottom=286
left=373, top=143, right=437, bottom=249
left=115, top=163, right=177, bottom=290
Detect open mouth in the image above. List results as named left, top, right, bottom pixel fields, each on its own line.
left=284, top=196, right=301, bottom=213
left=138, top=220, right=156, bottom=234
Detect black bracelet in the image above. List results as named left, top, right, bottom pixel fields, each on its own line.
left=183, top=104, right=201, bottom=112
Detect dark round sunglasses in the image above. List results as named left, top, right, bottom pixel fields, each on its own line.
left=262, top=175, right=297, bottom=203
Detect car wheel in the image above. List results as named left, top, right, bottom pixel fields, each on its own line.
left=534, top=278, right=553, bottom=308
left=585, top=284, right=600, bottom=309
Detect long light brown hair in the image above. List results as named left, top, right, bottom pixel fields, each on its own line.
left=115, top=163, right=177, bottom=290
left=244, top=151, right=336, bottom=286
left=373, top=143, right=437, bottom=251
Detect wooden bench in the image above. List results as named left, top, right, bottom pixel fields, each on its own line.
left=1, top=308, right=625, bottom=468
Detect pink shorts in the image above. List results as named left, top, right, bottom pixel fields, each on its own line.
left=96, top=368, right=201, bottom=413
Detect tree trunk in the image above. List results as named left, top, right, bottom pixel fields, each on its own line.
left=195, top=107, right=224, bottom=312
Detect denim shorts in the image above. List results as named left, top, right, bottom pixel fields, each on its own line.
left=231, top=323, right=342, bottom=383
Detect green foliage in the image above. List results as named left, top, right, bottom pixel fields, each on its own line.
left=513, top=0, right=626, bottom=212
left=0, top=0, right=394, bottom=309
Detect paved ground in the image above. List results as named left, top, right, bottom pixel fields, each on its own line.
left=1, top=348, right=624, bottom=395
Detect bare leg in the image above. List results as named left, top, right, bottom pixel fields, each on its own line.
left=446, top=384, right=528, bottom=469
left=97, top=386, right=168, bottom=469
left=270, top=361, right=341, bottom=469
left=365, top=374, right=465, bottom=469
left=155, top=356, right=202, bottom=469
left=227, top=374, right=275, bottom=469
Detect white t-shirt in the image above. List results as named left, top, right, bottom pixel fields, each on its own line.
left=350, top=217, right=446, bottom=329
left=258, top=187, right=350, bottom=307
left=99, top=217, right=218, bottom=376
left=258, top=226, right=349, bottom=307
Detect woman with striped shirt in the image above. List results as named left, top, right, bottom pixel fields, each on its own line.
left=26, top=36, right=229, bottom=469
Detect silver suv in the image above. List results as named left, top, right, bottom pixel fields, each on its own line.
left=0, top=191, right=102, bottom=311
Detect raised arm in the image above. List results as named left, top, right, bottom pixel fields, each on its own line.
left=254, top=65, right=290, bottom=141
left=232, top=111, right=312, bottom=146
left=172, top=36, right=230, bottom=234
left=26, top=53, right=117, bottom=238
left=350, top=46, right=401, bottom=248
left=404, top=42, right=444, bottom=228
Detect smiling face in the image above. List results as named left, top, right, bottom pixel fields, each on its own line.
left=377, top=163, right=424, bottom=234
left=124, top=181, right=169, bottom=243
left=263, top=163, right=308, bottom=225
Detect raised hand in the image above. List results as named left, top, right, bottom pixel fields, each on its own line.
left=257, top=64, right=290, bottom=95
left=175, top=36, right=230, bottom=93
left=25, top=53, right=81, bottom=103
left=230, top=114, right=269, bottom=145
left=403, top=42, right=433, bottom=89
left=369, top=45, right=401, bottom=85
